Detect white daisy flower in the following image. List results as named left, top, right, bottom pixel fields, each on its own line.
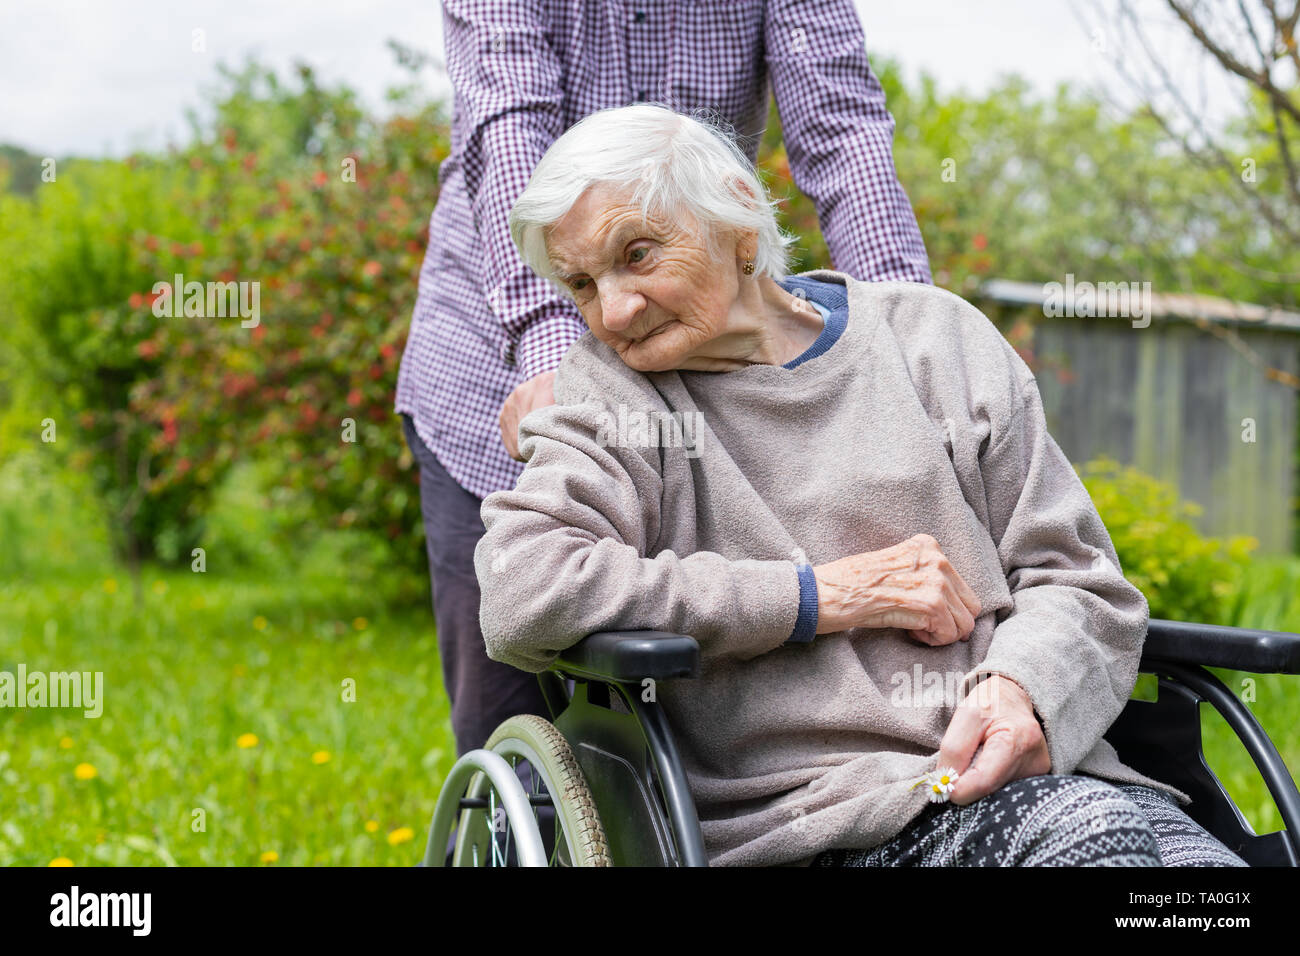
left=911, top=766, right=960, bottom=803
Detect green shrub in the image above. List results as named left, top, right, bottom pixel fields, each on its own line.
left=1079, top=455, right=1257, bottom=624
left=199, top=458, right=424, bottom=606
left=0, top=153, right=207, bottom=568
left=0, top=451, right=113, bottom=579
left=2, top=61, right=444, bottom=587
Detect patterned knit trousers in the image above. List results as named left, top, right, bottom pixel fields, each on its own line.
left=811, top=774, right=1248, bottom=867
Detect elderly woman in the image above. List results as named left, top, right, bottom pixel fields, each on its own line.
left=473, top=103, right=1247, bottom=867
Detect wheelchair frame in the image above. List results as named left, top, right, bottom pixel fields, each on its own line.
left=425, top=617, right=1300, bottom=866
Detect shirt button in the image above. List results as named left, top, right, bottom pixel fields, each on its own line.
left=634, top=10, right=646, bottom=22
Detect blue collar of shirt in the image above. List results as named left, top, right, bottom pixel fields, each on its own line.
left=776, top=275, right=850, bottom=369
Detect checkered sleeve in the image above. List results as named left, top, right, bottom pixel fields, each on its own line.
left=443, top=0, right=588, bottom=379
left=764, top=0, right=933, bottom=284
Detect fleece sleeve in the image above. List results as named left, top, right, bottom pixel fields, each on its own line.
left=958, top=377, right=1150, bottom=775
left=474, top=386, right=803, bottom=674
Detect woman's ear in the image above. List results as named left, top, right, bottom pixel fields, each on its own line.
left=724, top=176, right=762, bottom=265
left=727, top=174, right=759, bottom=208
left=732, top=229, right=759, bottom=267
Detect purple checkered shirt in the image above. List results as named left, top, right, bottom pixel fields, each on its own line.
left=395, top=0, right=933, bottom=501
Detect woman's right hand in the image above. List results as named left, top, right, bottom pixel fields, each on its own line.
left=812, top=534, right=982, bottom=645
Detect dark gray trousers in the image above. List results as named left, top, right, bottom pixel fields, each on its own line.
left=402, top=414, right=558, bottom=865
left=401, top=413, right=552, bottom=758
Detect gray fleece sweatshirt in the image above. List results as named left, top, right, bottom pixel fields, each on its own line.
left=474, top=269, right=1189, bottom=867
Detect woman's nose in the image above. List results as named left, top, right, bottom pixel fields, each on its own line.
left=597, top=282, right=644, bottom=333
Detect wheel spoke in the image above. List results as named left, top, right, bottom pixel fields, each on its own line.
left=487, top=785, right=497, bottom=866
left=490, top=784, right=508, bottom=867
left=500, top=768, right=513, bottom=866
left=528, top=759, right=541, bottom=839
left=520, top=756, right=559, bottom=867
left=530, top=758, right=567, bottom=867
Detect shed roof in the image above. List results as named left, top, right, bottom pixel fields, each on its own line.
left=975, top=278, right=1300, bottom=332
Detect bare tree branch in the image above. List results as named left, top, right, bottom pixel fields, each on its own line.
left=1167, top=0, right=1300, bottom=123
left=1111, top=0, right=1300, bottom=243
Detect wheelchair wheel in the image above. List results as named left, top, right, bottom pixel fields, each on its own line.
left=451, top=714, right=611, bottom=867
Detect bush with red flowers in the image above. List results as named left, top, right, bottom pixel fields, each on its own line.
left=4, top=61, right=446, bottom=580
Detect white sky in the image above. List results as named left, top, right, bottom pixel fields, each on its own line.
left=0, top=0, right=1243, bottom=157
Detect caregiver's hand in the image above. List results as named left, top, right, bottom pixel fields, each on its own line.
left=938, top=674, right=1051, bottom=805
left=812, top=533, right=981, bottom=645
left=499, top=370, right=557, bottom=461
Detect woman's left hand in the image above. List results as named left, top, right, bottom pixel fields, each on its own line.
left=936, top=674, right=1051, bottom=805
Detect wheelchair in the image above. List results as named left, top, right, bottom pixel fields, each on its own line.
left=422, top=618, right=1300, bottom=866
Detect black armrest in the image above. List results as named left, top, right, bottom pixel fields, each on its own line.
left=552, top=620, right=1300, bottom=684
left=551, top=630, right=700, bottom=683
left=1142, top=618, right=1300, bottom=674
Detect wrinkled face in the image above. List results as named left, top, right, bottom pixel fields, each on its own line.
left=545, top=181, right=744, bottom=373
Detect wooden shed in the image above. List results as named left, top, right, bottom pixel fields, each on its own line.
left=973, top=279, right=1300, bottom=554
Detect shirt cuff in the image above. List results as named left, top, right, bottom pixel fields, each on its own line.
left=785, top=562, right=819, bottom=644
left=512, top=306, right=589, bottom=381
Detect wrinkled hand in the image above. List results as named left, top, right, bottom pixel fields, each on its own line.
left=812, top=533, right=981, bottom=644
left=938, top=674, right=1051, bottom=805
left=499, top=370, right=557, bottom=461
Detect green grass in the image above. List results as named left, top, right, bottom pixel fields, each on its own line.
left=0, top=566, right=452, bottom=866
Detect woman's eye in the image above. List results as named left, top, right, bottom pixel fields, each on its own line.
left=566, top=246, right=647, bottom=294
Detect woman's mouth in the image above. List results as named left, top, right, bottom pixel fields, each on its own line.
left=637, top=321, right=674, bottom=344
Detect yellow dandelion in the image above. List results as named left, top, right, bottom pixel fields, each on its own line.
left=352, top=617, right=368, bottom=630
left=232, top=665, right=247, bottom=677
left=364, top=820, right=379, bottom=833
left=252, top=615, right=268, bottom=631
left=95, top=831, right=106, bottom=844
left=49, top=857, right=74, bottom=867
left=189, top=595, right=206, bottom=610
left=103, top=578, right=118, bottom=594
left=58, top=736, right=73, bottom=750
left=236, top=733, right=259, bottom=749
left=74, top=762, right=97, bottom=781
left=387, top=827, right=414, bottom=846
left=152, top=580, right=167, bottom=594
left=311, top=750, right=331, bottom=765
left=260, top=851, right=279, bottom=864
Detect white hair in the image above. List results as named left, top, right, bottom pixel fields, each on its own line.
left=507, top=103, right=797, bottom=299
